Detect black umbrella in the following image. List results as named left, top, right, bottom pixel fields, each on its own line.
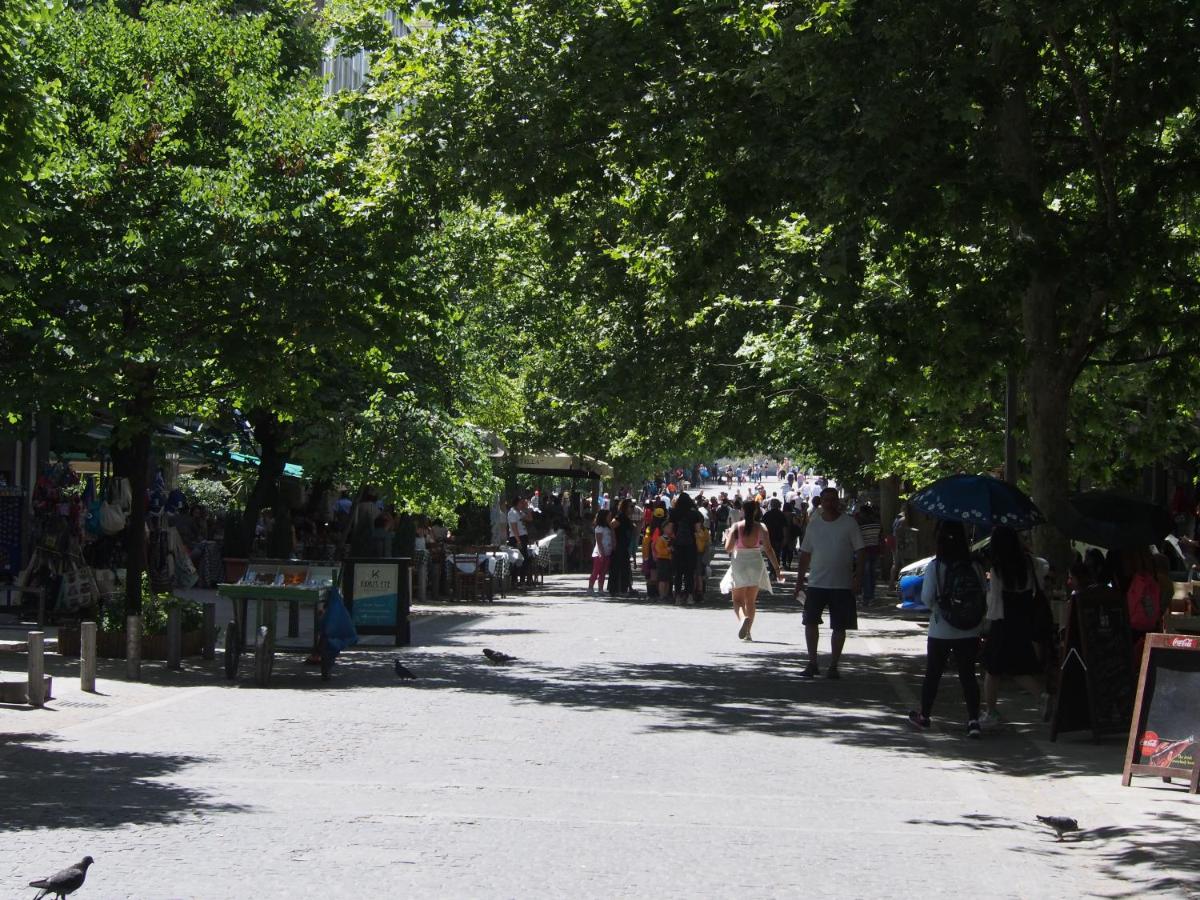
left=1060, top=490, right=1174, bottom=550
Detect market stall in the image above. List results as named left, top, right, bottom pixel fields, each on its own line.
left=217, top=559, right=340, bottom=685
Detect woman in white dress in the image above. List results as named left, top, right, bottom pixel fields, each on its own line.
left=721, top=499, right=781, bottom=641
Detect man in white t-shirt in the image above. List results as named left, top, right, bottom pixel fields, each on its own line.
left=794, top=487, right=865, bottom=679
left=507, top=497, right=531, bottom=586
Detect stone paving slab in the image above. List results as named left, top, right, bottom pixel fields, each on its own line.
left=1, top=569, right=1198, bottom=898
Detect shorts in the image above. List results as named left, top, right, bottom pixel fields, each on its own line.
left=803, top=587, right=857, bottom=631
left=655, top=559, right=673, bottom=581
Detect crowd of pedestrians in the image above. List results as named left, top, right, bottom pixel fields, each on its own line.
left=496, top=461, right=1200, bottom=748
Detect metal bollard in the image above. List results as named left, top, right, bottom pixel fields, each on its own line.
left=126, top=615, right=141, bottom=681
left=416, top=562, right=428, bottom=604
left=81, top=621, right=97, bottom=692
left=167, top=605, right=182, bottom=671
left=202, top=603, right=215, bottom=660
left=27, top=631, right=45, bottom=706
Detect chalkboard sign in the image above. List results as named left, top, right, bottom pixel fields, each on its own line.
left=1050, top=587, right=1134, bottom=742
left=1122, top=633, right=1200, bottom=793
left=343, top=557, right=412, bottom=646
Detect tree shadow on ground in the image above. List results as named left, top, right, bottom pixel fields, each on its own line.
left=910, top=809, right=1200, bottom=897
left=0, top=733, right=247, bottom=832
left=260, top=642, right=1128, bottom=783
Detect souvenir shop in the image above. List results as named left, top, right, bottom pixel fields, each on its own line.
left=0, top=434, right=211, bottom=626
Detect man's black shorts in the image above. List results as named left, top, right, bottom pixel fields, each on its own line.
left=803, top=587, right=857, bottom=631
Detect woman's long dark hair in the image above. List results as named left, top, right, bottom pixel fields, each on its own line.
left=991, top=525, right=1028, bottom=588
left=742, top=498, right=759, bottom=528
left=935, top=521, right=970, bottom=564
left=616, top=498, right=632, bottom=523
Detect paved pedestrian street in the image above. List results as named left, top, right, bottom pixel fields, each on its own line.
left=3, top=567, right=1199, bottom=899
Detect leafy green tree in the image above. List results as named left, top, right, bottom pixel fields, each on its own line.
left=381, top=1, right=1200, bottom=561
left=3, top=0, right=331, bottom=618
left=0, top=0, right=53, bottom=262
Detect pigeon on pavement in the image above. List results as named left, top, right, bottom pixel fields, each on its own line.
left=394, top=660, right=417, bottom=679
left=1036, top=815, right=1080, bottom=841
left=483, top=648, right=517, bottom=664
left=29, top=856, right=93, bottom=899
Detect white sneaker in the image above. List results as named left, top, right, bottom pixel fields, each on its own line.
left=685, top=596, right=695, bottom=607
left=979, top=710, right=1002, bottom=730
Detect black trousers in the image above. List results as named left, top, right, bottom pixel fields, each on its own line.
left=609, top=552, right=632, bottom=595
left=920, top=637, right=981, bottom=720
left=673, top=544, right=697, bottom=596
left=770, top=536, right=784, bottom=569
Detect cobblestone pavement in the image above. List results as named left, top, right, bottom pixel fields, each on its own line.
left=2, top=536, right=1199, bottom=897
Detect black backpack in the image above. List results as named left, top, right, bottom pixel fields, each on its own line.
left=935, top=560, right=986, bottom=630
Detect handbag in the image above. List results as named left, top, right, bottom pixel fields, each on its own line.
left=99, top=501, right=126, bottom=535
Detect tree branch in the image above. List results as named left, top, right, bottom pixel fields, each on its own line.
left=1101, top=30, right=1120, bottom=136
left=1045, top=24, right=1120, bottom=234
left=1085, top=344, right=1194, bottom=367
left=1065, top=285, right=1110, bottom=378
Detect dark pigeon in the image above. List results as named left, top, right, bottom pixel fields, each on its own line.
left=483, top=648, right=516, bottom=664
left=1036, top=815, right=1080, bottom=841
left=29, top=856, right=93, bottom=899
left=394, top=660, right=417, bottom=680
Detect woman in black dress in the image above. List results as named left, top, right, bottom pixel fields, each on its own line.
left=980, top=526, right=1052, bottom=728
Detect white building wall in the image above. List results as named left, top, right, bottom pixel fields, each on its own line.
left=322, top=10, right=410, bottom=95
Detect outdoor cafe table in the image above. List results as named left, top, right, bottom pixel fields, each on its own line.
left=444, top=546, right=518, bottom=600
left=217, top=559, right=340, bottom=685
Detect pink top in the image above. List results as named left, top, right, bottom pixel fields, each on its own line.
left=737, top=522, right=762, bottom=549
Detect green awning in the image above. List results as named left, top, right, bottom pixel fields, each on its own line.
left=228, top=451, right=305, bottom=478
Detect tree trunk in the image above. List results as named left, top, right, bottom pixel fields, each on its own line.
left=1021, top=279, right=1073, bottom=575
left=236, top=410, right=288, bottom=557
left=879, top=474, right=900, bottom=530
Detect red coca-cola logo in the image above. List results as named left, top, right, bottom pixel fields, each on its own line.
left=1141, top=731, right=1160, bottom=755
left=1169, top=637, right=1198, bottom=650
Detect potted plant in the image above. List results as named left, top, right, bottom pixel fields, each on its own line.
left=59, top=578, right=209, bottom=659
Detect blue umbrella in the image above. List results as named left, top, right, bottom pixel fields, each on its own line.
left=911, top=474, right=1045, bottom=530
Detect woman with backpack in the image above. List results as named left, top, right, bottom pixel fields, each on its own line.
left=980, top=525, right=1053, bottom=729
left=653, top=518, right=674, bottom=602
left=908, top=521, right=987, bottom=738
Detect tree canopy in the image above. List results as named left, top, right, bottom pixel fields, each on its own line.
left=361, top=0, right=1200, bottom=548
left=2, top=0, right=1198, bottom=608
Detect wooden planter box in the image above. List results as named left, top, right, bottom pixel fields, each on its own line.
left=58, top=626, right=204, bottom=660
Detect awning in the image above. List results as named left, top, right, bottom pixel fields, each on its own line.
left=228, top=451, right=305, bottom=479
left=514, top=452, right=613, bottom=480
